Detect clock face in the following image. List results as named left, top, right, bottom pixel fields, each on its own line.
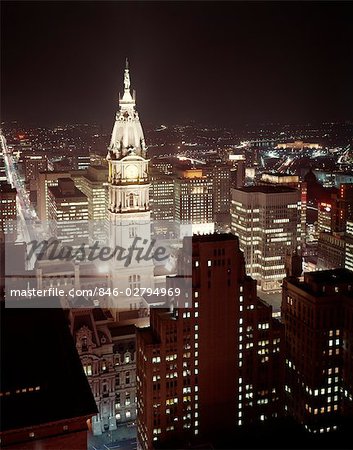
left=125, top=164, right=138, bottom=179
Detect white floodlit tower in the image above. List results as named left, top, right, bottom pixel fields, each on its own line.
left=107, top=60, right=154, bottom=314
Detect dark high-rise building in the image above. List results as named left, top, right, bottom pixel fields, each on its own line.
left=136, top=234, right=284, bottom=449
left=0, top=299, right=97, bottom=448
left=282, top=269, right=353, bottom=435
left=317, top=232, right=345, bottom=270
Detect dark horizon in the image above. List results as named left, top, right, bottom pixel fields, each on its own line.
left=1, top=1, right=353, bottom=128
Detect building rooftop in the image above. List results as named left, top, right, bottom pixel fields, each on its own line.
left=190, top=232, right=238, bottom=243
left=304, top=268, right=353, bottom=286
left=235, top=185, right=297, bottom=194
left=0, top=298, right=97, bottom=432
left=286, top=268, right=353, bottom=297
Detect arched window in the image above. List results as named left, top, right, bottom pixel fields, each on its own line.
left=129, top=193, right=134, bottom=208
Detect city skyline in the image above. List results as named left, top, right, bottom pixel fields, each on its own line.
left=2, top=1, right=353, bottom=127
left=1, top=4, right=353, bottom=449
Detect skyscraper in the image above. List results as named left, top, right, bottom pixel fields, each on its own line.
left=75, top=165, right=108, bottom=243
left=150, top=171, right=175, bottom=237
left=47, top=178, right=89, bottom=246
left=174, top=169, right=214, bottom=238
left=136, top=234, right=284, bottom=449
left=231, top=186, right=301, bottom=291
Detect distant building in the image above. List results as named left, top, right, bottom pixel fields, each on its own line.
left=150, top=171, right=175, bottom=237
left=231, top=186, right=301, bottom=291
left=23, top=154, right=48, bottom=185
left=345, top=221, right=353, bottom=272
left=317, top=232, right=345, bottom=270
left=174, top=169, right=214, bottom=237
left=206, top=163, right=232, bottom=230
left=318, top=202, right=332, bottom=234
left=259, top=173, right=307, bottom=247
left=47, top=178, right=88, bottom=246
left=0, top=300, right=97, bottom=449
left=331, top=184, right=353, bottom=233
left=37, top=170, right=72, bottom=221
left=282, top=269, right=353, bottom=434
left=0, top=181, right=17, bottom=241
left=75, top=154, right=91, bottom=170
left=74, top=166, right=108, bottom=243
left=275, top=141, right=321, bottom=151
left=136, top=234, right=284, bottom=449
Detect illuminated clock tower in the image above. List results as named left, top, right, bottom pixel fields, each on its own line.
left=107, top=60, right=154, bottom=314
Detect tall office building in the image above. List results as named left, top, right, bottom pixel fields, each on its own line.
left=0, top=181, right=17, bottom=241
left=136, top=234, right=284, bottom=449
left=282, top=269, right=353, bottom=434
left=75, top=165, right=108, bottom=243
left=37, top=170, right=73, bottom=220
left=174, top=169, right=214, bottom=238
left=206, top=163, right=231, bottom=230
left=150, top=171, right=175, bottom=237
left=318, top=202, right=332, bottom=234
left=345, top=221, right=353, bottom=271
left=331, top=184, right=353, bottom=233
left=317, top=232, right=345, bottom=270
left=231, top=186, right=301, bottom=291
left=47, top=178, right=88, bottom=246
left=259, top=173, right=307, bottom=247
left=106, top=61, right=154, bottom=314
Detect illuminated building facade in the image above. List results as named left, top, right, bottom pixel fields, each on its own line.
left=231, top=186, right=301, bottom=291
left=136, top=234, right=284, bottom=449
left=0, top=181, right=17, bottom=241
left=69, top=309, right=137, bottom=435
left=206, top=163, right=231, bottom=230
left=37, top=170, right=74, bottom=220
left=174, top=169, right=214, bottom=237
left=282, top=269, right=353, bottom=434
left=150, top=171, right=175, bottom=237
left=331, top=183, right=353, bottom=233
left=106, top=61, right=154, bottom=314
left=75, top=166, right=108, bottom=243
left=318, top=202, right=332, bottom=234
left=47, top=178, right=89, bottom=245
left=259, top=173, right=307, bottom=247
left=23, top=154, right=48, bottom=185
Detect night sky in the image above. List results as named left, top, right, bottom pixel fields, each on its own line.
left=1, top=1, right=353, bottom=127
